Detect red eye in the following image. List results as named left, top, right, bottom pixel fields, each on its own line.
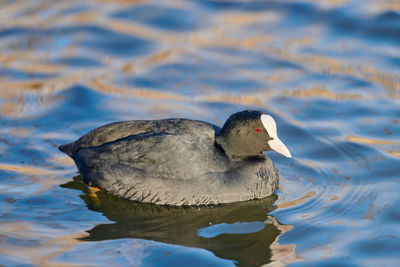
left=255, top=128, right=262, bottom=132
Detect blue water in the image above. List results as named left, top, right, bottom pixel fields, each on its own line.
left=0, top=0, right=399, bottom=266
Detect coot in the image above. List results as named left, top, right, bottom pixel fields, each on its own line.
left=59, top=110, right=291, bottom=206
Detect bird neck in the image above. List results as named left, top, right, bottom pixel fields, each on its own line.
left=215, top=133, right=262, bottom=160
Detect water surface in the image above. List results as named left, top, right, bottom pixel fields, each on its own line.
left=0, top=0, right=399, bottom=266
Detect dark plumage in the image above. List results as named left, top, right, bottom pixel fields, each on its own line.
left=59, top=110, right=291, bottom=206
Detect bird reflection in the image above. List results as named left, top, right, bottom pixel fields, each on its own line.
left=62, top=175, right=285, bottom=266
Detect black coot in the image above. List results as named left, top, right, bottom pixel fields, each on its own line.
left=59, top=110, right=291, bottom=206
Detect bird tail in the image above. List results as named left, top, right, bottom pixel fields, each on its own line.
left=58, top=143, right=74, bottom=156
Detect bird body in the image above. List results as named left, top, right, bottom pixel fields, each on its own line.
left=60, top=111, right=290, bottom=206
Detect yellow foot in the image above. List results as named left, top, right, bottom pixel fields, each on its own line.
left=87, top=186, right=101, bottom=206
left=88, top=186, right=101, bottom=193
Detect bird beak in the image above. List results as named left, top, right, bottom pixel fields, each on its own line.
left=268, top=138, right=292, bottom=158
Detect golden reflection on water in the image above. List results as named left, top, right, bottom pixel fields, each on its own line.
left=90, top=79, right=186, bottom=101
left=0, top=0, right=399, bottom=121
left=48, top=155, right=75, bottom=167
left=7, top=128, right=33, bottom=138
left=89, top=78, right=269, bottom=107
left=267, top=216, right=302, bottom=266
left=346, top=135, right=400, bottom=145
left=362, top=203, right=388, bottom=220
left=0, top=163, right=67, bottom=194
left=0, top=163, right=60, bottom=176
left=0, top=221, right=87, bottom=267
left=277, top=191, right=316, bottom=209
left=386, top=150, right=400, bottom=158
left=287, top=87, right=362, bottom=100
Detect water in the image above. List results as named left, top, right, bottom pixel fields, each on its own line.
left=0, top=0, right=399, bottom=266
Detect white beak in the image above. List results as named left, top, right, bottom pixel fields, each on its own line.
left=268, top=138, right=292, bottom=158
left=261, top=114, right=292, bottom=158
